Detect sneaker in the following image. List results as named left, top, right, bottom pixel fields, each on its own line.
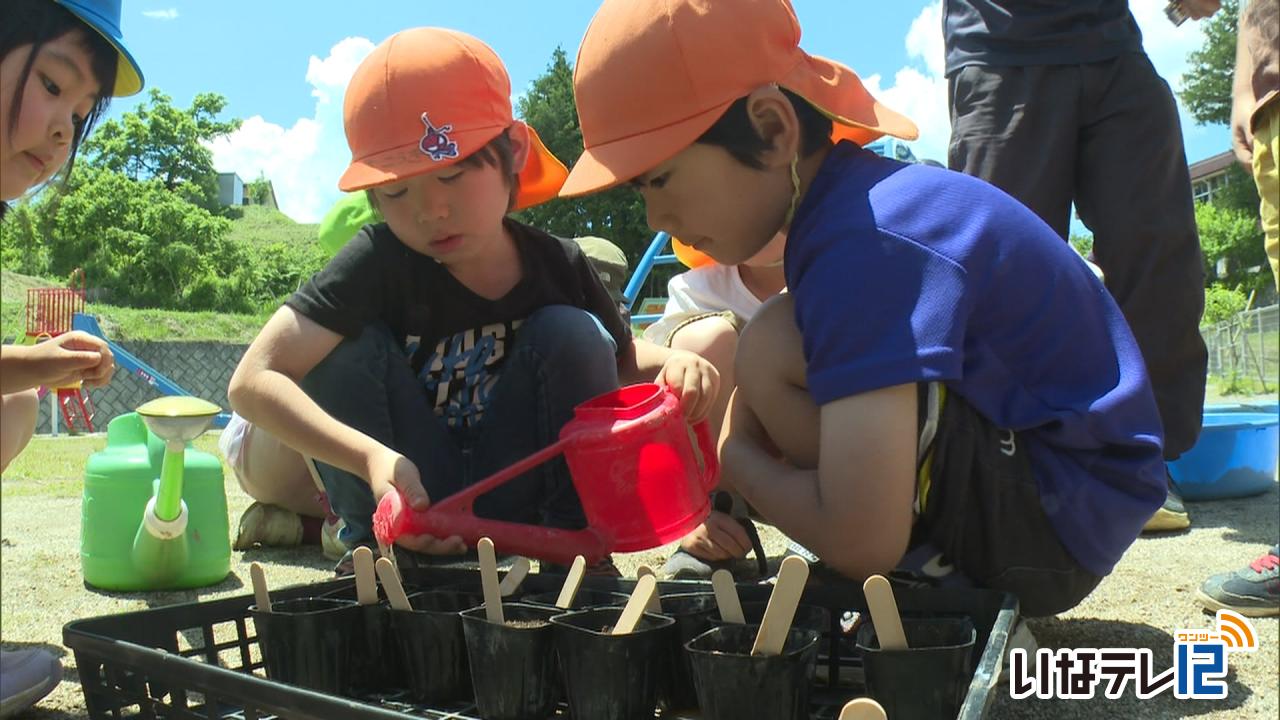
left=320, top=515, right=347, bottom=561
left=1142, top=473, right=1191, bottom=533
left=998, top=619, right=1040, bottom=685
left=0, top=648, right=61, bottom=718
left=1195, top=546, right=1280, bottom=618
left=233, top=502, right=304, bottom=551
left=661, top=492, right=769, bottom=580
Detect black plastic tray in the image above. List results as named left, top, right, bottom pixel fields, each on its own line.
left=64, top=567, right=1017, bottom=719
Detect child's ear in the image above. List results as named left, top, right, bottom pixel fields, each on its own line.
left=507, top=121, right=533, bottom=171
left=745, top=86, right=801, bottom=169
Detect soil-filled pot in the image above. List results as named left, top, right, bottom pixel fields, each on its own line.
left=391, top=591, right=482, bottom=703
left=250, top=597, right=362, bottom=694
left=715, top=601, right=831, bottom=634
left=551, top=607, right=676, bottom=720
left=685, top=624, right=820, bottom=720
left=658, top=592, right=718, bottom=711
left=460, top=603, right=560, bottom=720
left=350, top=602, right=403, bottom=695
left=524, top=588, right=630, bottom=610
left=856, top=616, right=976, bottom=719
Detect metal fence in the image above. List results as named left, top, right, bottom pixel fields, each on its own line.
left=1202, top=304, right=1279, bottom=390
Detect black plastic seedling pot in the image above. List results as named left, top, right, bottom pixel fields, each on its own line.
left=551, top=607, right=676, bottom=720
left=390, top=591, right=481, bottom=703
left=249, top=597, right=362, bottom=695
left=523, top=588, right=630, bottom=610
left=685, top=624, right=820, bottom=720
left=856, top=616, right=977, bottom=719
left=658, top=592, right=719, bottom=711
left=459, top=603, right=560, bottom=720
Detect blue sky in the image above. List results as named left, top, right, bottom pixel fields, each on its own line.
left=116, top=1, right=1231, bottom=224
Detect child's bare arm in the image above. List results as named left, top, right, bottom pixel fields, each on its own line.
left=722, top=383, right=917, bottom=579
left=230, top=308, right=424, bottom=507
left=619, top=337, right=720, bottom=422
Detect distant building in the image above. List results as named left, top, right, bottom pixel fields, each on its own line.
left=217, top=172, right=279, bottom=211
left=1189, top=150, right=1237, bottom=204
left=217, top=172, right=244, bottom=207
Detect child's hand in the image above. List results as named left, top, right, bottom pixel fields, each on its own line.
left=367, top=448, right=466, bottom=555
left=29, top=331, right=115, bottom=389
left=656, top=349, right=720, bottom=423
left=679, top=510, right=752, bottom=561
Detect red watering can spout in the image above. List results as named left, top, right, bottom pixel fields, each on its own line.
left=372, top=383, right=719, bottom=564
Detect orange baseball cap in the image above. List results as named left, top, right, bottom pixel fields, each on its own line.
left=561, top=0, right=918, bottom=197
left=339, top=27, right=568, bottom=210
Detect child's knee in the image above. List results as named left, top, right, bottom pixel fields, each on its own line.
left=1, top=389, right=40, bottom=472
left=736, top=294, right=803, bottom=384
left=670, top=316, right=739, bottom=369
left=520, top=305, right=617, bottom=360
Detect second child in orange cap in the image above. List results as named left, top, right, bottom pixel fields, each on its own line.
left=230, top=27, right=717, bottom=568
left=566, top=0, right=1167, bottom=617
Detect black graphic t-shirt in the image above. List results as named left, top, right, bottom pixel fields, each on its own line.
left=287, top=218, right=631, bottom=429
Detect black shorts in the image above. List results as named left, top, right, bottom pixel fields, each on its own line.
left=913, top=384, right=1103, bottom=617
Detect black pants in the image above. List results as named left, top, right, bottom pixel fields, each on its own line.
left=948, top=53, right=1207, bottom=459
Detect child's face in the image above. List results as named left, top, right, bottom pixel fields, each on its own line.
left=370, top=158, right=515, bottom=263
left=631, top=143, right=791, bottom=267
left=0, top=31, right=101, bottom=202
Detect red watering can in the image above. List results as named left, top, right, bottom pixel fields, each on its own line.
left=372, top=383, right=719, bottom=565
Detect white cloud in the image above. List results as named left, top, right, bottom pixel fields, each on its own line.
left=208, top=37, right=374, bottom=223
left=141, top=9, right=178, bottom=20
left=879, top=1, right=1215, bottom=165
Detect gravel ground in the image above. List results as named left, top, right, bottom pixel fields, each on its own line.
left=1, top=433, right=1276, bottom=719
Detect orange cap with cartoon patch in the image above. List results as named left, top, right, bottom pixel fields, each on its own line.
left=339, top=27, right=567, bottom=210
left=560, top=0, right=918, bottom=197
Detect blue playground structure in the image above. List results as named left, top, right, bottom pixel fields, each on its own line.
left=73, top=312, right=231, bottom=429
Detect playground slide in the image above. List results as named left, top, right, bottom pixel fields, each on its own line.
left=72, top=312, right=231, bottom=429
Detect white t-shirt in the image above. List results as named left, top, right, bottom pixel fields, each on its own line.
left=662, top=264, right=780, bottom=320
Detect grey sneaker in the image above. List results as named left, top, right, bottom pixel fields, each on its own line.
left=1195, top=546, right=1280, bottom=618
left=0, top=648, right=61, bottom=718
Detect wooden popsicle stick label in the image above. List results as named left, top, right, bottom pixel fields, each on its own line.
left=478, top=538, right=505, bottom=624
left=636, top=565, right=663, bottom=613
left=250, top=562, right=271, bottom=613
left=498, top=556, right=531, bottom=597
left=712, top=569, right=745, bottom=624
left=613, top=574, right=658, bottom=636
left=353, top=546, right=378, bottom=605
left=555, top=555, right=586, bottom=609
left=375, top=557, right=412, bottom=611
left=751, top=555, right=810, bottom=656
left=863, top=575, right=908, bottom=650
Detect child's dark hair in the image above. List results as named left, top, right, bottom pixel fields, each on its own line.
left=1, top=0, right=118, bottom=217
left=366, top=128, right=520, bottom=212
left=696, top=87, right=832, bottom=169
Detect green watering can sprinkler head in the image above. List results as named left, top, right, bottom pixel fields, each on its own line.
left=131, top=396, right=221, bottom=584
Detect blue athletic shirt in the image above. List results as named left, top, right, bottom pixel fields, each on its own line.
left=785, top=142, right=1165, bottom=577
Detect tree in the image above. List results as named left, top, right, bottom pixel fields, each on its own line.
left=82, top=89, right=241, bottom=211
left=3, top=165, right=261, bottom=312
left=1181, top=0, right=1239, bottom=127
left=1195, top=201, right=1268, bottom=295
left=513, top=48, right=667, bottom=293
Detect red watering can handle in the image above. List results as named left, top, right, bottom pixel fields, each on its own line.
left=372, top=438, right=612, bottom=565
left=693, top=419, right=721, bottom=494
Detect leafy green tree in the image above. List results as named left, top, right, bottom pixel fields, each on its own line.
left=82, top=89, right=241, bottom=211
left=1195, top=201, right=1268, bottom=294
left=6, top=166, right=261, bottom=312
left=0, top=201, right=52, bottom=276
left=1181, top=0, right=1239, bottom=127
left=1203, top=283, right=1249, bottom=324
left=514, top=48, right=671, bottom=295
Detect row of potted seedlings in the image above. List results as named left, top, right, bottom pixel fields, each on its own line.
left=248, top=547, right=977, bottom=719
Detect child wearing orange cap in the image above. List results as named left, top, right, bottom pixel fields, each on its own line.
left=563, top=0, right=1166, bottom=616
left=228, top=27, right=717, bottom=570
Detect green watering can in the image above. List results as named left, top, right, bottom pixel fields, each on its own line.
left=81, top=397, right=230, bottom=591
